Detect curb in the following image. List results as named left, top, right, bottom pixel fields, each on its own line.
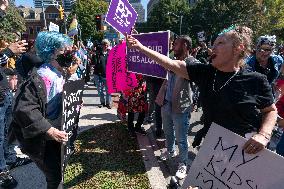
left=78, top=115, right=169, bottom=189
left=137, top=123, right=168, bottom=189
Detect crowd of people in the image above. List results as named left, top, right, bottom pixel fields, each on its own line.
left=126, top=26, right=284, bottom=188
left=2, top=0, right=284, bottom=188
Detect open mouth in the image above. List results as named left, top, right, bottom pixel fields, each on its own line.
left=210, top=53, right=217, bottom=60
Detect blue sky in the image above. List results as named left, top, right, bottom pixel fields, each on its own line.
left=15, top=0, right=149, bottom=10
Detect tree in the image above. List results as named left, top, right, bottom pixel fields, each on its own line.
left=142, top=0, right=190, bottom=35
left=260, top=0, right=284, bottom=43
left=72, top=0, right=108, bottom=42
left=0, top=5, right=26, bottom=42
left=188, top=0, right=265, bottom=44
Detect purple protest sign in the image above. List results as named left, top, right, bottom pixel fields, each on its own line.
left=127, top=31, right=169, bottom=78
left=105, top=0, right=138, bottom=35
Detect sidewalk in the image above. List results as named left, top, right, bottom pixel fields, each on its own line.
left=9, top=83, right=170, bottom=189
left=10, top=84, right=120, bottom=189
left=9, top=81, right=203, bottom=189
left=11, top=82, right=279, bottom=189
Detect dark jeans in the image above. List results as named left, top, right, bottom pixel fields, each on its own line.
left=276, top=133, right=284, bottom=156
left=33, top=140, right=62, bottom=189
left=0, top=91, right=16, bottom=171
left=155, top=104, right=162, bottom=130
left=128, top=112, right=145, bottom=131
left=146, top=78, right=163, bottom=130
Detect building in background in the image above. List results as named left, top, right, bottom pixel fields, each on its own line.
left=34, top=0, right=59, bottom=8
left=147, top=0, right=159, bottom=18
left=131, top=0, right=145, bottom=23
left=18, top=5, right=64, bottom=40
left=34, top=0, right=76, bottom=11
left=62, top=0, right=76, bottom=12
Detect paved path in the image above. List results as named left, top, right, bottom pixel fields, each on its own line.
left=6, top=83, right=221, bottom=189
left=9, top=82, right=281, bottom=189
left=10, top=84, right=119, bottom=189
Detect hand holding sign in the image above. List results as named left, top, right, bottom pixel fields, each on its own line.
left=243, top=132, right=270, bottom=154
left=47, top=127, right=68, bottom=143
left=126, top=34, right=143, bottom=51
left=126, top=31, right=169, bottom=78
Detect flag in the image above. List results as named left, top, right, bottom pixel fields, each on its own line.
left=68, top=17, right=79, bottom=37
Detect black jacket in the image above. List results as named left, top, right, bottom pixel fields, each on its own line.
left=16, top=52, right=43, bottom=80
left=0, top=48, right=14, bottom=104
left=93, top=50, right=109, bottom=78
left=9, top=67, right=52, bottom=161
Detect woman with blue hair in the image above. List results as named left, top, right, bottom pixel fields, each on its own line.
left=10, top=31, right=79, bottom=189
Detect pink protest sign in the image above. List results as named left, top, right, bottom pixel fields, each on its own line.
left=106, top=42, right=138, bottom=93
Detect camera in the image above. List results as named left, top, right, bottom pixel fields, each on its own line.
left=56, top=50, right=76, bottom=68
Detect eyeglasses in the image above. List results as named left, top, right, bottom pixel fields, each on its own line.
left=258, top=48, right=273, bottom=53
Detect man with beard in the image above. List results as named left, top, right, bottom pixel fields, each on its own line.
left=155, top=35, right=198, bottom=179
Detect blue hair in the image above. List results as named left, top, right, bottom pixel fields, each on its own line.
left=35, top=31, right=73, bottom=63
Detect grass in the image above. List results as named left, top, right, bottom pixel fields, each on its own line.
left=64, top=122, right=151, bottom=189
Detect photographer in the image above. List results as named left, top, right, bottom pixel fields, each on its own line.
left=93, top=39, right=111, bottom=109
left=0, top=1, right=32, bottom=188
left=10, top=31, right=78, bottom=189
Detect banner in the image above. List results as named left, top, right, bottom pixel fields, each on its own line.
left=68, top=17, right=79, bottom=37
left=49, top=22, right=59, bottom=32
left=61, top=80, right=85, bottom=183
left=182, top=123, right=284, bottom=189
left=127, top=31, right=169, bottom=78
left=105, top=0, right=138, bottom=35
left=106, top=41, right=138, bottom=93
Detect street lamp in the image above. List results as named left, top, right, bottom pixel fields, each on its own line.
left=41, top=0, right=47, bottom=28
left=41, top=0, right=60, bottom=29
left=167, top=12, right=183, bottom=35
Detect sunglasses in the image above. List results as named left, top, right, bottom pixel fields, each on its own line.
left=258, top=48, right=273, bottom=53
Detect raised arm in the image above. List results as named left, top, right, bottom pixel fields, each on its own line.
left=126, top=34, right=189, bottom=80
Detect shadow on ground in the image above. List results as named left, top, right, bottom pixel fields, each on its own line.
left=64, top=122, right=150, bottom=188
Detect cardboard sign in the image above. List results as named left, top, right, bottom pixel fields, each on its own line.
left=197, top=31, right=206, bottom=42
left=105, top=0, right=138, bottom=35
left=127, top=31, right=169, bottom=78
left=49, top=22, right=59, bottom=32
left=106, top=41, right=138, bottom=93
left=61, top=80, right=85, bottom=182
left=182, top=123, right=284, bottom=189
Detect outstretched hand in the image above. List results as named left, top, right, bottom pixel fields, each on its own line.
left=125, top=33, right=143, bottom=51
left=8, top=40, right=28, bottom=55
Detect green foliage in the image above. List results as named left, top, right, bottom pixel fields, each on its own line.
left=144, top=0, right=284, bottom=45
left=72, top=0, right=108, bottom=42
left=261, top=0, right=284, bottom=43
left=188, top=0, right=265, bottom=43
left=140, top=0, right=190, bottom=35
left=0, top=5, right=26, bottom=42
left=64, top=123, right=150, bottom=188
